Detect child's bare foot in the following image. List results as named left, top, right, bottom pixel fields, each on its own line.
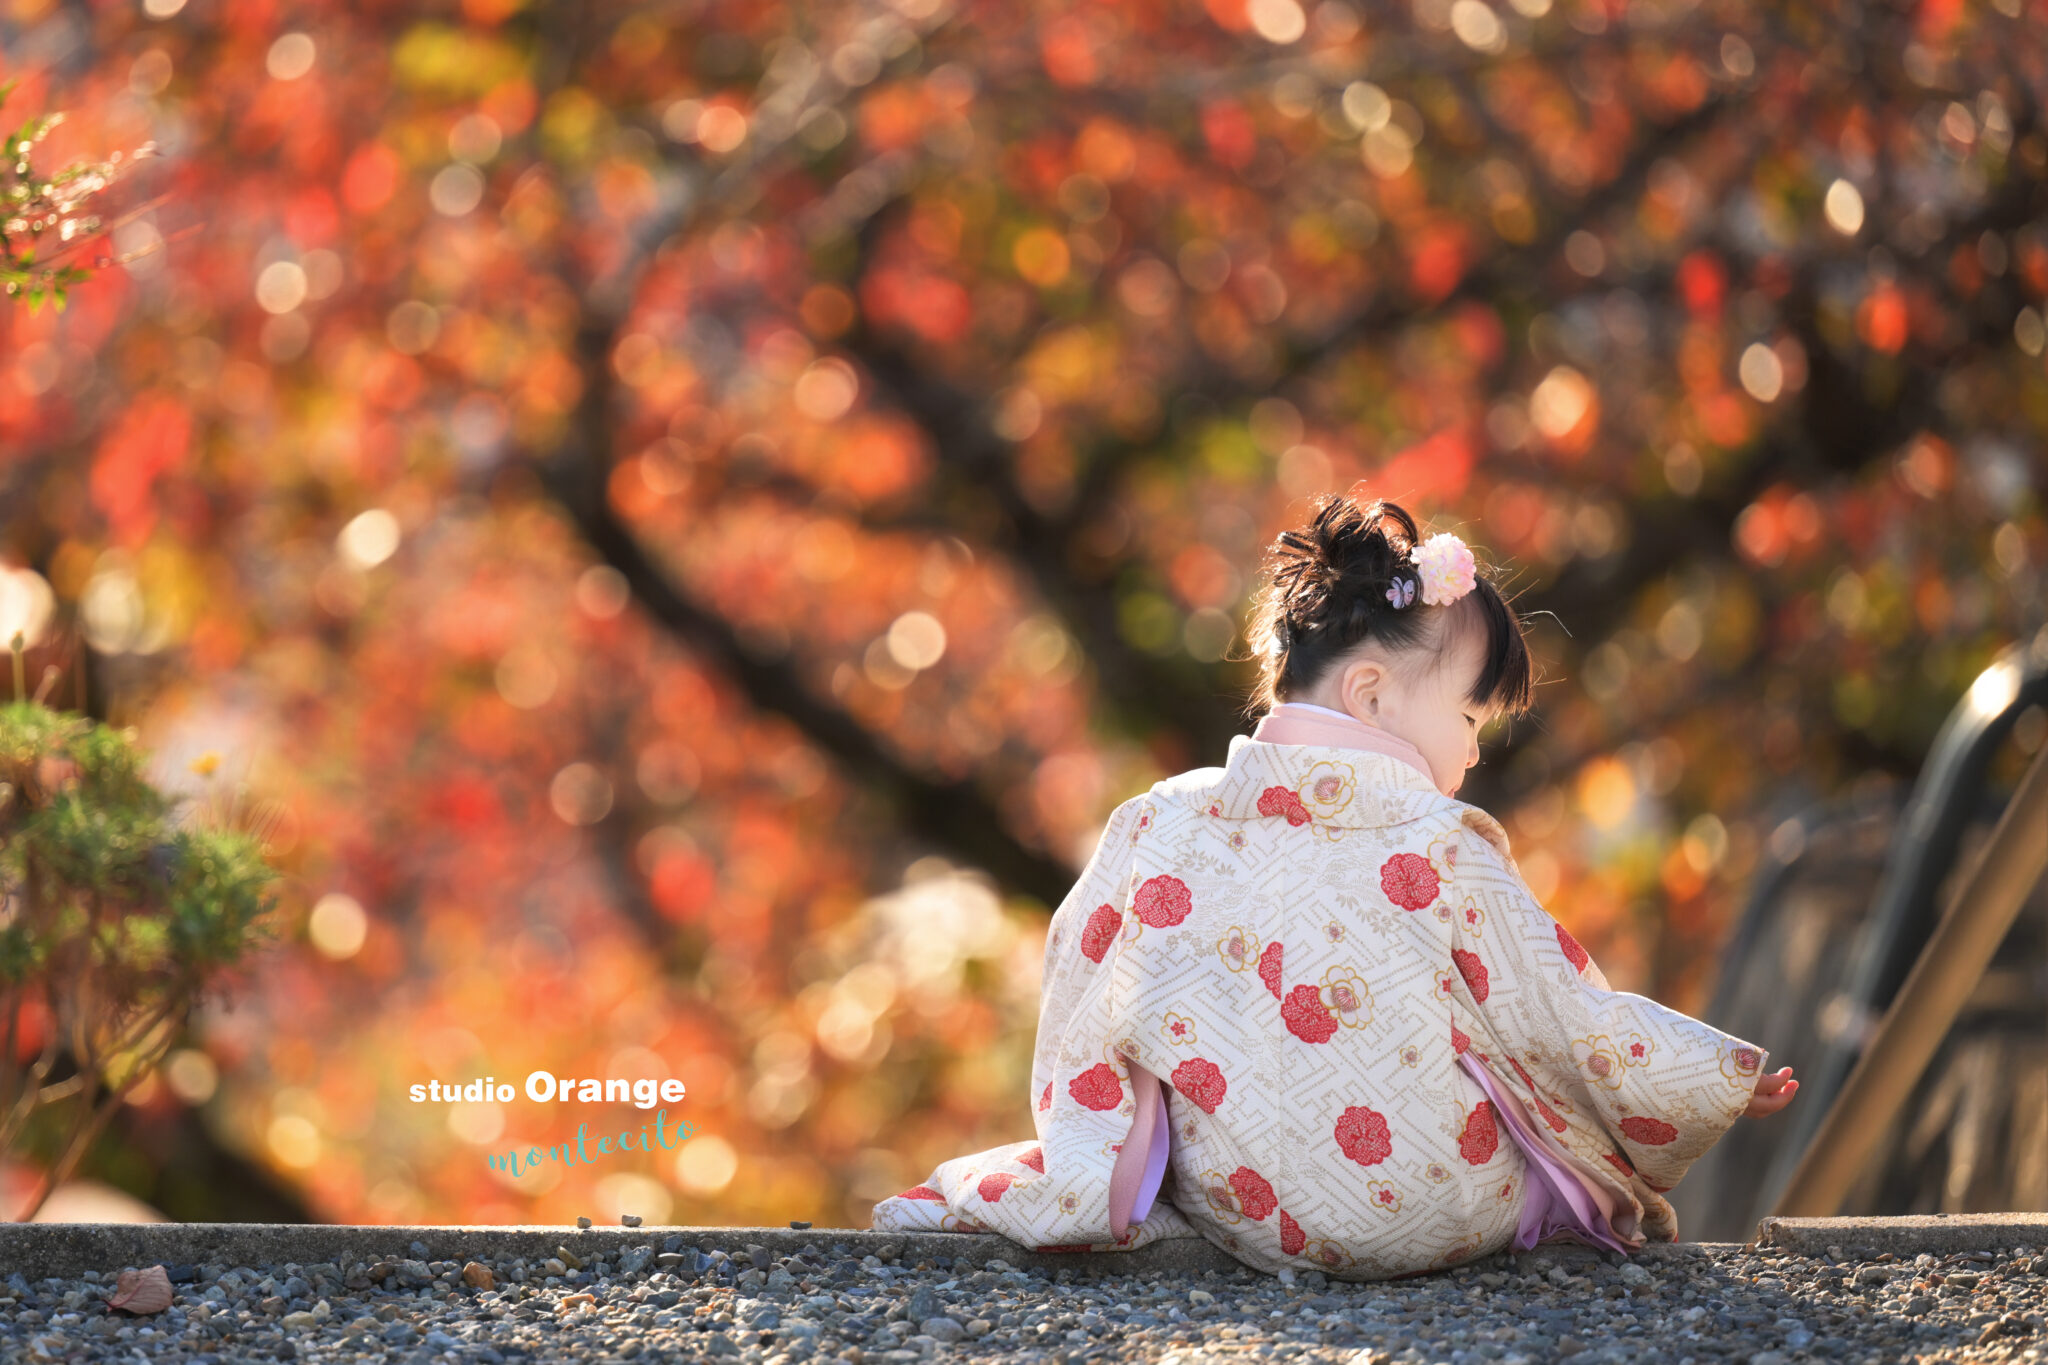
left=1744, top=1066, right=1798, bottom=1117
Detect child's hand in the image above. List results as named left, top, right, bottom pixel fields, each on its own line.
left=1743, top=1066, right=1798, bottom=1118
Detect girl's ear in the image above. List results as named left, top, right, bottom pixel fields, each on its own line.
left=1340, top=658, right=1386, bottom=718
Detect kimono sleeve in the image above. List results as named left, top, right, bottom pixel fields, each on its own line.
left=1441, top=809, right=1768, bottom=1221
left=869, top=794, right=1165, bottom=1250
left=1030, top=793, right=1147, bottom=1145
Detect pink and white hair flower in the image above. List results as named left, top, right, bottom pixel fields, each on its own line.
left=1410, top=533, right=1478, bottom=606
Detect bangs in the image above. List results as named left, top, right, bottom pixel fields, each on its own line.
left=1442, top=580, right=1535, bottom=718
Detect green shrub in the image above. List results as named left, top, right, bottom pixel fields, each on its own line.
left=0, top=642, right=276, bottom=1220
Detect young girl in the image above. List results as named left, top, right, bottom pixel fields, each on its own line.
left=871, top=494, right=1796, bottom=1279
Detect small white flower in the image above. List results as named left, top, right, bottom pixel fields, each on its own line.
left=1410, top=532, right=1478, bottom=606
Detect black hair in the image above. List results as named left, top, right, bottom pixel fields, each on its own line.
left=1240, top=494, right=1535, bottom=723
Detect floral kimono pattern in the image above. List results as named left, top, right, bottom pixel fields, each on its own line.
left=870, top=735, right=1766, bottom=1280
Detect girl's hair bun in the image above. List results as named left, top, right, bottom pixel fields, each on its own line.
left=1245, top=497, right=1425, bottom=663
left=1261, top=497, right=1420, bottom=653
left=1242, top=493, right=1534, bottom=723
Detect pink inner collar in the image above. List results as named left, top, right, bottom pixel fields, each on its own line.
left=1250, top=702, right=1440, bottom=790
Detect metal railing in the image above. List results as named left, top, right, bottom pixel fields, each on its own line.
left=1670, top=626, right=2048, bottom=1237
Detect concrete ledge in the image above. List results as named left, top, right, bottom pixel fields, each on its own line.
left=5, top=1217, right=2040, bottom=1282
left=0, top=1224, right=1249, bottom=1281
left=1755, top=1213, right=2048, bottom=1257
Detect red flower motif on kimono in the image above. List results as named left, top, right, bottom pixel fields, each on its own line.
left=1555, top=920, right=1590, bottom=972
left=1170, top=1058, right=1228, bottom=1114
left=1080, top=904, right=1122, bottom=963
left=1602, top=1151, right=1636, bottom=1178
left=901, top=1185, right=944, bottom=1201
left=1229, top=1166, right=1278, bottom=1220
left=1459, top=1102, right=1500, bottom=1165
left=1620, top=1115, right=1679, bottom=1146
left=1452, top=948, right=1490, bottom=1003
left=1069, top=1063, right=1124, bottom=1111
left=1038, top=1080, right=1052, bottom=1112
left=1134, top=874, right=1194, bottom=927
left=1018, top=1147, right=1045, bottom=1173
left=1281, top=983, right=1337, bottom=1043
left=1257, top=785, right=1311, bottom=827
left=978, top=1172, right=1016, bottom=1201
left=1335, top=1105, right=1393, bottom=1166
left=1451, top=1023, right=1470, bottom=1055
left=1258, top=941, right=1285, bottom=1000
left=1533, top=1095, right=1567, bottom=1133
left=1278, top=1209, right=1306, bottom=1255
left=1379, top=852, right=1440, bottom=910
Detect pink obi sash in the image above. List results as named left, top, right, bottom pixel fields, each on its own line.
left=1107, top=1063, right=1169, bottom=1239
left=1459, top=1052, right=1633, bottom=1253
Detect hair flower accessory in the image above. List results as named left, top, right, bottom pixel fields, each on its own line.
left=1410, top=532, right=1478, bottom=606
left=1385, top=576, right=1416, bottom=610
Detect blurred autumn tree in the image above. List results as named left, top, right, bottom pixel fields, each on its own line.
left=0, top=0, right=2043, bottom=1227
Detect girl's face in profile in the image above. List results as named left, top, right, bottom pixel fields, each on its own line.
left=1406, top=627, right=1497, bottom=799
left=1316, top=624, right=1496, bottom=799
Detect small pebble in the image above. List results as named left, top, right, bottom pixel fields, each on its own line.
left=921, top=1315, right=966, bottom=1343
left=575, top=1216, right=593, bottom=1229
left=620, top=1214, right=642, bottom=1227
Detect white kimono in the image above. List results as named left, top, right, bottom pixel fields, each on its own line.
left=870, top=731, right=1766, bottom=1279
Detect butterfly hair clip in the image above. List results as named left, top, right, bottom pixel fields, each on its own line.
left=1385, top=576, right=1417, bottom=610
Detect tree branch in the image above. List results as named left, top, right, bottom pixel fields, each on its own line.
left=538, top=407, right=1081, bottom=906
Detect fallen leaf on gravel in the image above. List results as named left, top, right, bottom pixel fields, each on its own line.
left=107, top=1266, right=173, bottom=1315
left=461, top=1261, right=494, bottom=1290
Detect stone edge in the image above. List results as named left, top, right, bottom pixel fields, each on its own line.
left=7, top=1217, right=2040, bottom=1282
left=1754, top=1214, right=2048, bottom=1258
left=0, top=1225, right=1216, bottom=1281
left=0, top=1224, right=1737, bottom=1282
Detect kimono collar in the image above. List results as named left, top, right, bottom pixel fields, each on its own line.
left=1166, top=705, right=1452, bottom=831
left=1251, top=702, right=1441, bottom=788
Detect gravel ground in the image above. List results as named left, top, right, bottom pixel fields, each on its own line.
left=3, top=1233, right=2043, bottom=1364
